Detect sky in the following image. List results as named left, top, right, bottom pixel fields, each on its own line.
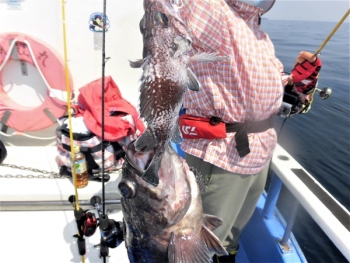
left=264, top=0, right=350, bottom=22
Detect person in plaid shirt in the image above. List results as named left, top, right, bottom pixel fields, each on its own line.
left=178, top=0, right=321, bottom=262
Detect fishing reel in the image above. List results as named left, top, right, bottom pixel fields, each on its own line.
left=90, top=196, right=124, bottom=257
left=277, top=76, right=332, bottom=118
left=68, top=195, right=99, bottom=256
left=68, top=195, right=98, bottom=237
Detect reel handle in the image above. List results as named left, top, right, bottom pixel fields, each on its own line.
left=315, top=87, right=332, bottom=100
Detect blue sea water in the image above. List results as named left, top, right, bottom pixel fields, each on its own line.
left=261, top=19, right=349, bottom=263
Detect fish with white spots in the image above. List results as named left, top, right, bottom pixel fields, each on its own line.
left=130, top=0, right=226, bottom=185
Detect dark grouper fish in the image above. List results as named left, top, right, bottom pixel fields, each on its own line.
left=130, top=0, right=226, bottom=185
left=119, top=142, right=228, bottom=263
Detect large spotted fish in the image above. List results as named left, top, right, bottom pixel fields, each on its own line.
left=130, top=0, right=226, bottom=185
left=119, top=142, right=228, bottom=263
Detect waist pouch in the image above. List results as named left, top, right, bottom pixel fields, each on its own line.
left=179, top=114, right=226, bottom=140
left=179, top=114, right=274, bottom=158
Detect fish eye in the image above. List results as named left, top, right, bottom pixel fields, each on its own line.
left=139, top=16, right=146, bottom=34
left=153, top=11, right=169, bottom=28
left=118, top=180, right=136, bottom=199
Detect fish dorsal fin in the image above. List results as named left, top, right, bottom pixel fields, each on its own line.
left=186, top=68, right=201, bottom=91
left=170, top=121, right=182, bottom=144
left=190, top=167, right=206, bottom=192
left=203, top=214, right=223, bottom=231
left=168, top=231, right=211, bottom=263
left=200, top=224, right=228, bottom=256
left=129, top=58, right=144, bottom=68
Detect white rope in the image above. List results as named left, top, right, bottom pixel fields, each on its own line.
left=0, top=130, right=56, bottom=140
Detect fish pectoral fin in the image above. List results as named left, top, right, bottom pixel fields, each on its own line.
left=134, top=128, right=157, bottom=152
left=129, top=59, right=144, bottom=68
left=170, top=122, right=182, bottom=144
left=168, top=231, right=211, bottom=263
left=200, top=224, right=228, bottom=256
left=190, top=167, right=206, bottom=192
left=141, top=158, right=160, bottom=186
left=203, top=214, right=223, bottom=231
left=186, top=68, right=201, bottom=91
left=190, top=52, right=228, bottom=62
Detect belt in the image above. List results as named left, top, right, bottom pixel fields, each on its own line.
left=225, top=117, right=274, bottom=158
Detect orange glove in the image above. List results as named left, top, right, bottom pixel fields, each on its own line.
left=291, top=51, right=322, bottom=94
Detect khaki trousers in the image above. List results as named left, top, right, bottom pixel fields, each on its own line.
left=185, top=154, right=269, bottom=254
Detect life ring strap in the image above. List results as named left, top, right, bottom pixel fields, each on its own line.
left=0, top=110, right=11, bottom=134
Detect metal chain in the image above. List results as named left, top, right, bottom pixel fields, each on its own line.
left=0, top=163, right=120, bottom=179
left=0, top=163, right=69, bottom=179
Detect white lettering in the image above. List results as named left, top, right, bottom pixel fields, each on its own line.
left=181, top=125, right=197, bottom=136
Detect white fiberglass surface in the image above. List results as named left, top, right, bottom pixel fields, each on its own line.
left=2, top=60, right=47, bottom=108
left=0, top=210, right=129, bottom=263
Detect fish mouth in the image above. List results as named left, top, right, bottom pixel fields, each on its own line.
left=125, top=141, right=154, bottom=177
left=173, top=35, right=192, bottom=58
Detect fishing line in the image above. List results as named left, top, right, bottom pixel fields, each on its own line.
left=61, top=0, right=86, bottom=262
left=277, top=117, right=288, bottom=141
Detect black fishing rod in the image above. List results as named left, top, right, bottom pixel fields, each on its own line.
left=100, top=0, right=108, bottom=261
left=84, top=1, right=124, bottom=261
left=101, top=0, right=106, bottom=215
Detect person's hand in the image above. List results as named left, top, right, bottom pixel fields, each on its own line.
left=291, top=51, right=322, bottom=94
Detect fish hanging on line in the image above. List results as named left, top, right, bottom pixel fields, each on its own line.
left=119, top=142, right=228, bottom=263
left=129, top=0, right=227, bottom=186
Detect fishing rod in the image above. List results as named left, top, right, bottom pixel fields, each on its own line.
left=313, top=9, right=350, bottom=57
left=278, top=9, right=349, bottom=121
left=89, top=2, right=126, bottom=260
left=96, top=0, right=108, bottom=260
left=61, top=0, right=86, bottom=262
left=101, top=0, right=107, bottom=216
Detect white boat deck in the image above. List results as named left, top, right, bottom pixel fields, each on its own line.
left=0, top=141, right=130, bottom=263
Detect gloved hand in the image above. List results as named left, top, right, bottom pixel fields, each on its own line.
left=291, top=51, right=322, bottom=94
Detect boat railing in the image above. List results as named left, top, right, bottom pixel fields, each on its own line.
left=265, top=144, right=350, bottom=261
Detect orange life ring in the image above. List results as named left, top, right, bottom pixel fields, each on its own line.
left=0, top=32, right=73, bottom=132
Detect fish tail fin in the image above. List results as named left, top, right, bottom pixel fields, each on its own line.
left=200, top=224, right=228, bottom=256
left=134, top=128, right=157, bottom=152
left=168, top=232, right=211, bottom=263
left=141, top=158, right=161, bottom=186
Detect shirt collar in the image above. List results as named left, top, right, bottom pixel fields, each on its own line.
left=226, top=0, right=263, bottom=20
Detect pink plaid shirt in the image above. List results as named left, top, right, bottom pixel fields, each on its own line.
left=179, top=0, right=284, bottom=175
